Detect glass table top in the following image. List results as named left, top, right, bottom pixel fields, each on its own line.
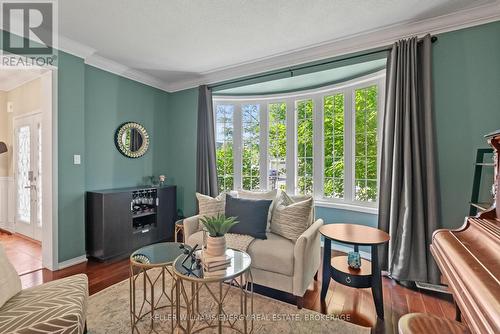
left=130, top=242, right=189, bottom=267
left=173, top=249, right=252, bottom=282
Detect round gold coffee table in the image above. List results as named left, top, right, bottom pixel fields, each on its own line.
left=173, top=249, right=253, bottom=334
left=129, top=242, right=188, bottom=333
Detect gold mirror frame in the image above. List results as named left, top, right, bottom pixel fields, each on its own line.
left=115, top=122, right=150, bottom=158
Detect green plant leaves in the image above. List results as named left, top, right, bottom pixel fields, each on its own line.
left=200, top=213, right=239, bottom=237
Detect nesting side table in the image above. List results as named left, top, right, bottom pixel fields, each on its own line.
left=320, top=224, right=390, bottom=319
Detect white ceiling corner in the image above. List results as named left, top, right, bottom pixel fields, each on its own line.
left=57, top=0, right=500, bottom=93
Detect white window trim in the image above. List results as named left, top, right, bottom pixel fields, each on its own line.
left=214, top=70, right=385, bottom=212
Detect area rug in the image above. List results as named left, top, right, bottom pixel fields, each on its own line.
left=87, top=269, right=369, bottom=333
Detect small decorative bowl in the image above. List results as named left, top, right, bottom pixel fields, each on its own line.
left=347, top=251, right=361, bottom=269
left=131, top=253, right=151, bottom=264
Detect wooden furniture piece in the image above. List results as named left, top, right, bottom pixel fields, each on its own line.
left=469, top=148, right=494, bottom=215
left=174, top=219, right=184, bottom=243
left=320, top=223, right=390, bottom=319
left=398, top=313, right=470, bottom=334
left=86, top=185, right=177, bottom=261
left=431, top=129, right=500, bottom=334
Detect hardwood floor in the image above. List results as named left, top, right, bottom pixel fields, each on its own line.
left=16, top=247, right=455, bottom=333
left=0, top=231, right=42, bottom=275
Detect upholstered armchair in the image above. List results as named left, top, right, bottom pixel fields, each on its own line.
left=183, top=215, right=323, bottom=308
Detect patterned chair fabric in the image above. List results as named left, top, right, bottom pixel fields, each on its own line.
left=0, top=274, right=88, bottom=334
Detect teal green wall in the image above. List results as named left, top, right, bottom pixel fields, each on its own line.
left=84, top=66, right=168, bottom=191
left=166, top=21, right=500, bottom=231
left=433, top=20, right=500, bottom=229
left=53, top=57, right=170, bottom=261
left=164, top=88, right=199, bottom=217
left=57, top=52, right=86, bottom=261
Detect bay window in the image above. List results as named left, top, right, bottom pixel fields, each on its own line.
left=213, top=71, right=384, bottom=210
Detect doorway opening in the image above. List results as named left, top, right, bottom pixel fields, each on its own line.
left=0, top=67, right=56, bottom=274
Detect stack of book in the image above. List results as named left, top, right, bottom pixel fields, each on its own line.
left=201, top=253, right=231, bottom=277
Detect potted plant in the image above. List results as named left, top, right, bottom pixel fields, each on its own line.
left=200, top=213, right=239, bottom=257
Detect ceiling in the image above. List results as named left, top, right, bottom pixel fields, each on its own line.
left=57, top=0, right=500, bottom=91
left=0, top=69, right=46, bottom=91
left=216, top=58, right=387, bottom=95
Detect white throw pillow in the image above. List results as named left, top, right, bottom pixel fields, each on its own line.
left=0, top=244, right=21, bottom=308
left=196, top=192, right=226, bottom=218
left=271, top=192, right=314, bottom=241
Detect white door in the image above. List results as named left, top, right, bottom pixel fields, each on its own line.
left=13, top=113, right=42, bottom=241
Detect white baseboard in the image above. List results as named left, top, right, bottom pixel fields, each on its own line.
left=57, top=255, right=88, bottom=270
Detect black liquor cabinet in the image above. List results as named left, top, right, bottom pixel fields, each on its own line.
left=86, top=186, right=176, bottom=261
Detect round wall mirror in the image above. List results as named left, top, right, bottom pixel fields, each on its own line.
left=115, top=122, right=150, bottom=158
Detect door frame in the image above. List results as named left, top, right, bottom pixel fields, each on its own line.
left=43, top=69, right=58, bottom=271
left=9, top=69, right=58, bottom=270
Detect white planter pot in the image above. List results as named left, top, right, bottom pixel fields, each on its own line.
left=205, top=236, right=226, bottom=257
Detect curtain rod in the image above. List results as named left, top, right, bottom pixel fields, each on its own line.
left=209, top=35, right=437, bottom=90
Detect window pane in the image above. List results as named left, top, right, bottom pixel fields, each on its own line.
left=323, top=93, right=344, bottom=199
left=354, top=85, right=378, bottom=202
left=296, top=99, right=313, bottom=195
left=242, top=104, right=260, bottom=190
left=268, top=102, right=287, bottom=191
left=215, top=104, right=234, bottom=192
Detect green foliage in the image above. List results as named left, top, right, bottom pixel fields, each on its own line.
left=242, top=105, right=260, bottom=190
left=324, top=94, right=345, bottom=198
left=354, top=85, right=378, bottom=202
left=269, top=103, right=287, bottom=190
left=297, top=100, right=314, bottom=194
left=214, top=84, right=379, bottom=202
left=200, top=213, right=239, bottom=237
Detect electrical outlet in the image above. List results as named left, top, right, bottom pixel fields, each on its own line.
left=73, top=155, right=81, bottom=165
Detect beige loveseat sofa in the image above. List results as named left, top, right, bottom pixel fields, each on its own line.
left=183, top=214, right=323, bottom=307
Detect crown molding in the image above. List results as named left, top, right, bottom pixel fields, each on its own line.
left=84, top=54, right=170, bottom=92
left=167, top=1, right=500, bottom=92
left=59, top=37, right=170, bottom=92
left=58, top=35, right=96, bottom=59
left=57, top=1, right=500, bottom=93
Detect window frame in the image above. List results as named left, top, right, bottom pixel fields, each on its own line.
left=213, top=70, right=385, bottom=213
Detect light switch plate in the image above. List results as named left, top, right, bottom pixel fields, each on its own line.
left=73, top=155, right=81, bottom=165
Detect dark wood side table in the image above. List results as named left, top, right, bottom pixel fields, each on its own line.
left=320, top=223, right=390, bottom=319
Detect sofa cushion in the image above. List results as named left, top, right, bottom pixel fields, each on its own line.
left=247, top=232, right=295, bottom=276
left=271, top=193, right=314, bottom=241
left=237, top=189, right=278, bottom=228
left=0, top=274, right=88, bottom=334
left=226, top=194, right=272, bottom=239
left=0, top=245, right=21, bottom=308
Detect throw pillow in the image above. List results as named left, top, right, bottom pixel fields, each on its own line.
left=196, top=192, right=226, bottom=218
left=0, top=245, right=21, bottom=308
left=225, top=194, right=272, bottom=239
left=237, top=189, right=278, bottom=229
left=271, top=193, right=314, bottom=241
left=280, top=192, right=315, bottom=225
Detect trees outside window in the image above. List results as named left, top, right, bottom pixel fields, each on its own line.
left=241, top=104, right=260, bottom=190
left=296, top=100, right=314, bottom=195
left=268, top=102, right=287, bottom=191
left=215, top=104, right=234, bottom=192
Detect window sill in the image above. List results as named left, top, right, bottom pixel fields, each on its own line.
left=314, top=200, right=378, bottom=215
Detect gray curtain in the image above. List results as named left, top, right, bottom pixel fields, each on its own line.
left=378, top=35, right=440, bottom=284
left=196, top=85, right=219, bottom=196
